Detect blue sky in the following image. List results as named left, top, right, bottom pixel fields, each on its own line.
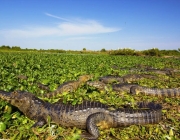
left=0, top=0, right=180, bottom=50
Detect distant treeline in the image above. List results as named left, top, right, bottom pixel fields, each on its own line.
left=109, top=48, right=180, bottom=57
left=0, top=45, right=180, bottom=57
left=0, top=45, right=66, bottom=53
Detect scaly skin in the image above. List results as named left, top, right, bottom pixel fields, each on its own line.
left=0, top=90, right=162, bottom=139
left=145, top=69, right=172, bottom=75
left=112, top=83, right=139, bottom=93
left=162, top=68, right=180, bottom=73
left=99, top=75, right=124, bottom=84
left=87, top=81, right=108, bottom=92
left=130, top=86, right=180, bottom=97
left=87, top=81, right=137, bottom=93
left=87, top=80, right=136, bottom=93
left=37, top=83, right=50, bottom=92
left=114, top=64, right=179, bottom=77
left=144, top=67, right=179, bottom=77
left=122, top=74, right=156, bottom=83
left=99, top=74, right=156, bottom=84
left=87, top=81, right=180, bottom=97
left=42, top=75, right=92, bottom=98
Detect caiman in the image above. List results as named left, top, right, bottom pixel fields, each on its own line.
left=113, top=64, right=179, bottom=77
left=130, top=85, right=180, bottom=97
left=114, top=84, right=180, bottom=97
left=112, top=64, right=158, bottom=73
left=37, top=82, right=51, bottom=92
left=145, top=69, right=173, bottom=76
left=0, top=90, right=162, bottom=139
left=87, top=81, right=108, bottom=92
left=40, top=75, right=92, bottom=98
left=87, top=80, right=137, bottom=93
left=143, top=66, right=179, bottom=77
left=87, top=81, right=180, bottom=97
left=99, top=74, right=156, bottom=84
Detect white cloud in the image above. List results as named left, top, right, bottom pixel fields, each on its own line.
left=66, top=36, right=94, bottom=40
left=1, top=27, right=58, bottom=38
left=0, top=13, right=120, bottom=38
left=57, top=20, right=119, bottom=35
left=45, top=13, right=71, bottom=22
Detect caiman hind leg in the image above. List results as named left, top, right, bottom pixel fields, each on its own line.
left=81, top=112, right=116, bottom=140
left=31, top=118, right=47, bottom=127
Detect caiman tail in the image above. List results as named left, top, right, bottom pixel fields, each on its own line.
left=130, top=86, right=180, bottom=97
left=83, top=102, right=162, bottom=139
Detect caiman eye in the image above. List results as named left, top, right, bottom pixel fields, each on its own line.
left=15, top=100, right=22, bottom=104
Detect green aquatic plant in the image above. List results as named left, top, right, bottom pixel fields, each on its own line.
left=0, top=52, right=179, bottom=139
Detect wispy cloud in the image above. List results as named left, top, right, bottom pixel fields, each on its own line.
left=45, top=12, right=72, bottom=22
left=0, top=13, right=120, bottom=38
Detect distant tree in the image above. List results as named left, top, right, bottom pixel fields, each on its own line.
left=178, top=48, right=180, bottom=52
left=100, top=48, right=106, bottom=52
left=143, top=48, right=161, bottom=56
left=0, top=45, right=11, bottom=49
left=83, top=48, right=86, bottom=51
left=12, top=46, right=21, bottom=50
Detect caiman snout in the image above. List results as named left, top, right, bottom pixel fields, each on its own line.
left=0, top=90, right=11, bottom=101
left=0, top=90, right=30, bottom=107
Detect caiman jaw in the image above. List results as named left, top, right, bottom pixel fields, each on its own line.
left=0, top=90, right=12, bottom=102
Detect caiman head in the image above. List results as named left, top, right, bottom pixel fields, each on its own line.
left=86, top=81, right=107, bottom=91
left=0, top=90, right=48, bottom=124
left=78, top=74, right=94, bottom=82
left=0, top=90, right=34, bottom=108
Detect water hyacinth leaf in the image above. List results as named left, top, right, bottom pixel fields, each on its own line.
left=0, top=122, right=6, bottom=132
left=11, top=112, right=21, bottom=119
left=4, top=105, right=12, bottom=114
left=41, top=79, right=50, bottom=85
left=169, top=128, right=174, bottom=136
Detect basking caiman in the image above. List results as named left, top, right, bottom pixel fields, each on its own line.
left=87, top=80, right=137, bottom=93
left=40, top=75, right=92, bottom=98
left=113, top=64, right=179, bottom=77
left=145, top=69, right=173, bottom=76
left=130, top=86, right=180, bottom=97
left=0, top=90, right=162, bottom=139
left=87, top=81, right=180, bottom=97
left=99, top=74, right=156, bottom=84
